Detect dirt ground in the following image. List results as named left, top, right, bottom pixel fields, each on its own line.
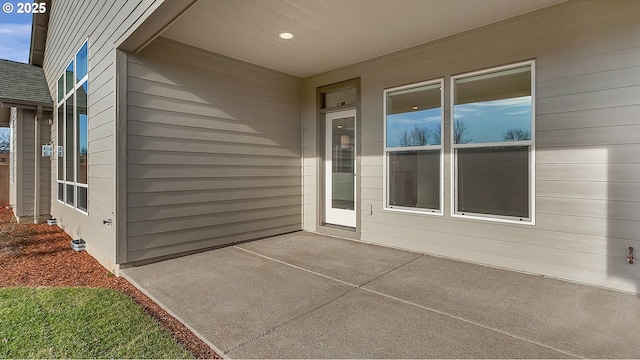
left=0, top=206, right=220, bottom=359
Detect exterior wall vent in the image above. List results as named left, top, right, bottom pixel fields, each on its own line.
left=71, top=239, right=86, bottom=251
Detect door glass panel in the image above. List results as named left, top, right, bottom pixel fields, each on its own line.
left=331, top=116, right=354, bottom=210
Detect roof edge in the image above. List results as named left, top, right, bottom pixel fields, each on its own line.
left=117, top=0, right=196, bottom=53
left=29, top=0, right=51, bottom=66
left=0, top=100, right=54, bottom=112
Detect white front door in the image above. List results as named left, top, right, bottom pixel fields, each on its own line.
left=325, top=109, right=356, bottom=227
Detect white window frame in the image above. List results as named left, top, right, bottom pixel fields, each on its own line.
left=450, top=60, right=535, bottom=225
left=383, top=78, right=444, bottom=216
left=56, top=39, right=89, bottom=215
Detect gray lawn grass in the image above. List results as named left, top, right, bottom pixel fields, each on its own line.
left=0, top=287, right=193, bottom=359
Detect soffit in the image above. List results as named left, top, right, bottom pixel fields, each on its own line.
left=29, top=0, right=51, bottom=66
left=162, top=0, right=565, bottom=78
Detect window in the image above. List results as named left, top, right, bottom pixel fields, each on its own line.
left=56, top=40, right=89, bottom=213
left=384, top=80, right=443, bottom=213
left=57, top=106, right=63, bottom=201
left=451, top=61, right=534, bottom=222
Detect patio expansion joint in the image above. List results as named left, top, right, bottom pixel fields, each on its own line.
left=224, top=285, right=358, bottom=356
left=225, top=248, right=426, bottom=356
left=233, top=247, right=580, bottom=358
left=225, top=246, right=363, bottom=356
left=233, top=245, right=359, bottom=287
left=359, top=287, right=581, bottom=359
left=234, top=245, right=426, bottom=290
left=358, top=254, right=426, bottom=289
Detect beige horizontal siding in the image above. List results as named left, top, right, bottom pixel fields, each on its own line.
left=125, top=37, right=302, bottom=262
left=19, top=112, right=35, bottom=216
left=126, top=222, right=299, bottom=261
left=44, top=0, right=164, bottom=270
left=303, top=0, right=640, bottom=293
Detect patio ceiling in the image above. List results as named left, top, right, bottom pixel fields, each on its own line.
left=162, top=0, right=566, bottom=78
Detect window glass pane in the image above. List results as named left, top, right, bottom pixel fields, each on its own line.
left=66, top=94, right=74, bottom=182
left=388, top=150, right=440, bottom=210
left=57, top=105, right=64, bottom=181
left=66, top=184, right=74, bottom=206
left=453, top=65, right=531, bottom=144
left=57, top=76, right=64, bottom=102
left=457, top=146, right=529, bottom=218
left=77, top=187, right=87, bottom=212
left=76, top=42, right=88, bottom=83
left=58, top=182, right=63, bottom=201
left=77, top=82, right=88, bottom=184
left=65, top=61, right=74, bottom=94
left=331, top=115, right=354, bottom=210
left=387, top=83, right=441, bottom=147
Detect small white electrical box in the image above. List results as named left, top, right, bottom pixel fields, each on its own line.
left=57, top=146, right=63, bottom=157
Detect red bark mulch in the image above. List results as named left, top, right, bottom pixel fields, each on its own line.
left=0, top=205, right=220, bottom=359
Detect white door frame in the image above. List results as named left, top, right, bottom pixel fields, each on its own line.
left=324, top=109, right=356, bottom=227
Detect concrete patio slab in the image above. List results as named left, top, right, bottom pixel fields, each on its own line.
left=236, top=232, right=421, bottom=286
left=121, top=246, right=353, bottom=354
left=229, top=289, right=570, bottom=359
left=364, top=255, right=640, bottom=359
left=121, top=231, right=640, bottom=359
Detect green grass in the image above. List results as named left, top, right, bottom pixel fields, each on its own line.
left=0, top=287, right=193, bottom=359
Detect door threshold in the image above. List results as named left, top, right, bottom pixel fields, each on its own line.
left=323, top=223, right=356, bottom=232
left=317, top=223, right=360, bottom=241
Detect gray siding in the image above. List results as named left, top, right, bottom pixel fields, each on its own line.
left=43, top=0, right=163, bottom=270
left=9, top=108, right=18, bottom=210
left=38, top=116, right=51, bottom=218
left=8, top=108, right=51, bottom=222
left=303, top=0, right=640, bottom=293
left=18, top=110, right=35, bottom=217
left=125, top=38, right=302, bottom=262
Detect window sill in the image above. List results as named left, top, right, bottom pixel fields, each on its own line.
left=451, top=211, right=534, bottom=225
left=384, top=206, right=443, bottom=216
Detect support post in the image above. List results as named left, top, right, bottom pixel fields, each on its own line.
left=33, top=106, right=42, bottom=222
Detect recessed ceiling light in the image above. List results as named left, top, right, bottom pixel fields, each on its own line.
left=412, top=105, right=418, bottom=110
left=279, top=32, right=294, bottom=40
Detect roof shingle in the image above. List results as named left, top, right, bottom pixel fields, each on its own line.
left=0, top=59, right=52, bottom=107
